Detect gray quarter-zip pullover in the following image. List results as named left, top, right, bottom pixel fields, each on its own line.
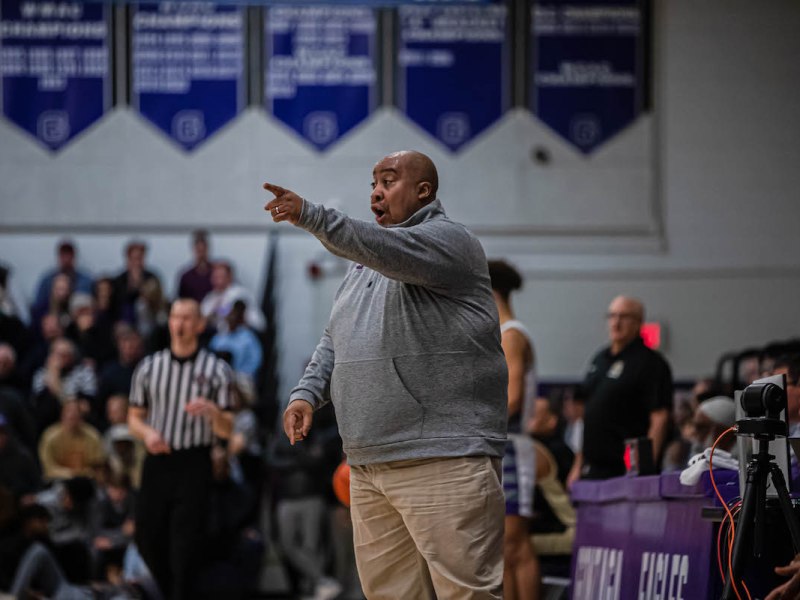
left=289, top=198, right=508, bottom=465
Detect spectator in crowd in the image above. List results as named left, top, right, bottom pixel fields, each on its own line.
left=528, top=394, right=575, bottom=485
left=0, top=261, right=30, bottom=326
left=269, top=415, right=342, bottom=600
left=740, top=354, right=764, bottom=387
left=527, top=397, right=576, bottom=577
left=36, top=476, right=98, bottom=584
left=31, top=272, right=73, bottom=339
left=488, top=259, right=540, bottom=600
left=200, top=443, right=264, bottom=599
left=0, top=352, right=38, bottom=452
left=31, top=337, right=97, bottom=433
left=0, top=341, right=30, bottom=397
left=661, top=395, right=698, bottom=472
left=93, top=276, right=116, bottom=331
left=691, top=376, right=725, bottom=405
left=97, top=327, right=144, bottom=414
left=91, top=472, right=136, bottom=582
left=692, top=396, right=737, bottom=454
left=105, top=424, right=145, bottom=490
left=0, top=503, right=55, bottom=593
left=227, top=375, right=263, bottom=516
left=0, top=307, right=32, bottom=384
left=111, top=240, right=160, bottom=325
left=38, top=399, right=105, bottom=482
left=105, top=395, right=130, bottom=430
left=562, top=387, right=584, bottom=457
left=4, top=528, right=155, bottom=600
left=21, top=312, right=65, bottom=383
left=65, top=292, right=115, bottom=371
left=201, top=261, right=265, bottom=333
left=268, top=151, right=507, bottom=599
left=31, top=240, right=93, bottom=319
left=210, top=300, right=263, bottom=379
left=773, top=354, right=800, bottom=436
left=134, top=278, right=169, bottom=346
left=177, top=229, right=214, bottom=303
left=570, top=295, right=673, bottom=483
left=0, top=413, right=40, bottom=498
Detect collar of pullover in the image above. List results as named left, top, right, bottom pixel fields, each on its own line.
left=388, top=198, right=445, bottom=229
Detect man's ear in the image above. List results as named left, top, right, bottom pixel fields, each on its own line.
left=196, top=315, right=208, bottom=335
left=417, top=181, right=432, bottom=202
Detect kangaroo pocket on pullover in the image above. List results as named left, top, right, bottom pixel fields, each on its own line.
left=330, top=351, right=475, bottom=450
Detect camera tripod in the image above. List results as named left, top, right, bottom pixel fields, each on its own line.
left=722, top=419, right=800, bottom=600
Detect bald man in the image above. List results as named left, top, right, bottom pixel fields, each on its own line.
left=569, top=295, right=673, bottom=483
left=263, top=151, right=507, bottom=599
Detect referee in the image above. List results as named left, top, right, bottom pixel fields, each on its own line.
left=128, top=298, right=234, bottom=600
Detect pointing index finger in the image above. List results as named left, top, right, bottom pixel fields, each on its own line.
left=263, top=182, right=287, bottom=197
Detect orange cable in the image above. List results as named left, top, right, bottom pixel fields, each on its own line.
left=709, top=426, right=745, bottom=600
left=717, top=507, right=727, bottom=580
left=717, top=503, right=742, bottom=582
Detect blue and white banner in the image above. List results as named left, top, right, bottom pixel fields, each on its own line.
left=0, top=0, right=110, bottom=152
left=265, top=6, right=377, bottom=152
left=531, top=0, right=646, bottom=155
left=131, top=2, right=245, bottom=152
left=396, top=3, right=509, bottom=153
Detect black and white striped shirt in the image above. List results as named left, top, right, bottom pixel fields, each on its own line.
left=130, top=348, right=233, bottom=450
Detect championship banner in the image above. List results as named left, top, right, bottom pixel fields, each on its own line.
left=396, top=3, right=509, bottom=153
left=131, top=2, right=245, bottom=152
left=531, top=0, right=646, bottom=155
left=0, top=0, right=110, bottom=152
left=264, top=6, right=378, bottom=152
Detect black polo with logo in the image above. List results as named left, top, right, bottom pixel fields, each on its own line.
left=582, top=336, right=673, bottom=479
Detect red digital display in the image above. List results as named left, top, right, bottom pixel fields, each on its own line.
left=640, top=322, right=661, bottom=350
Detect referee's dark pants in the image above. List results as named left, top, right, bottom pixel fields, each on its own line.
left=135, top=446, right=212, bottom=600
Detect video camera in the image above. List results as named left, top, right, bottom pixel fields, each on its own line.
left=736, top=378, right=788, bottom=439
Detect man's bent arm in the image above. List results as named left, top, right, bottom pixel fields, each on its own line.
left=211, top=408, right=234, bottom=439
left=648, top=407, right=669, bottom=463
left=289, top=327, right=334, bottom=410
left=567, top=451, right=583, bottom=489
left=128, top=406, right=155, bottom=443
left=298, top=201, right=479, bottom=291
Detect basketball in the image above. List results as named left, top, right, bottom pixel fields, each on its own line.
left=333, top=460, right=351, bottom=508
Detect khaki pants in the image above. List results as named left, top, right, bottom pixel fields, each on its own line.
left=350, top=456, right=505, bottom=600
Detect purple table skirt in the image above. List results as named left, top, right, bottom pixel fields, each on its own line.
left=570, top=470, right=740, bottom=600
left=571, top=469, right=740, bottom=505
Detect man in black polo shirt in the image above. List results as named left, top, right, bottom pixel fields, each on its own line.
left=569, top=295, right=673, bottom=482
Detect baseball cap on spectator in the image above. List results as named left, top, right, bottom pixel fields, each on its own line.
left=697, top=396, right=736, bottom=427
left=69, top=292, right=94, bottom=314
